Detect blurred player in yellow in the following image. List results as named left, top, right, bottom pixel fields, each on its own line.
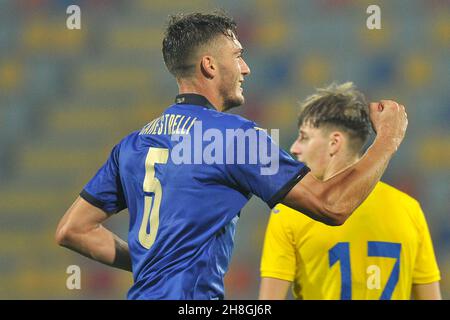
left=259, top=82, right=441, bottom=300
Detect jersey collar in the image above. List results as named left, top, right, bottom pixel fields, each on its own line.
left=175, top=94, right=216, bottom=110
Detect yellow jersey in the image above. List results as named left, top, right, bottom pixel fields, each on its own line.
left=260, top=182, right=440, bottom=300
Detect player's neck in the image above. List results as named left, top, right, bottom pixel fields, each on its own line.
left=323, top=153, right=360, bottom=181
left=177, top=79, right=224, bottom=112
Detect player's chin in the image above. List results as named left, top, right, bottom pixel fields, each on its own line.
left=223, top=94, right=244, bottom=110
left=235, top=90, right=245, bottom=104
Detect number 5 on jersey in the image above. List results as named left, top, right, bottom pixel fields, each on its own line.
left=138, top=148, right=169, bottom=249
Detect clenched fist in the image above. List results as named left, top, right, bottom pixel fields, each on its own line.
left=369, top=100, right=408, bottom=153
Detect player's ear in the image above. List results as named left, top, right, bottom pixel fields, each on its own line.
left=329, top=131, right=343, bottom=156
left=200, top=55, right=216, bottom=79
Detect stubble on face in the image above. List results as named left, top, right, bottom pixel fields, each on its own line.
left=215, top=33, right=246, bottom=111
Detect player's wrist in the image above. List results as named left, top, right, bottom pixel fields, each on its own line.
left=373, top=134, right=399, bottom=156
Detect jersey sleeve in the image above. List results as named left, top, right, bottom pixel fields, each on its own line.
left=412, top=202, right=441, bottom=284
left=224, top=122, right=309, bottom=208
left=260, top=205, right=297, bottom=281
left=80, top=143, right=127, bottom=214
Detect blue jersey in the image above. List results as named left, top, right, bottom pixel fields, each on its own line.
left=80, top=94, right=309, bottom=299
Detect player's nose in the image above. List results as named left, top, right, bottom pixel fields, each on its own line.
left=240, top=58, right=251, bottom=76
left=290, top=141, right=302, bottom=158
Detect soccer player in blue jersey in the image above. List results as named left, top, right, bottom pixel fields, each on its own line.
left=55, top=12, right=408, bottom=300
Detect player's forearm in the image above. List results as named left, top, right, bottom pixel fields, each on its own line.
left=320, top=135, right=395, bottom=221
left=58, top=224, right=132, bottom=272
left=285, top=135, right=395, bottom=225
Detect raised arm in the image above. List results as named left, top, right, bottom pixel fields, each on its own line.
left=283, top=100, right=408, bottom=226
left=55, top=196, right=132, bottom=272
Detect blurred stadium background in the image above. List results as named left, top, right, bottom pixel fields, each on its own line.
left=0, top=0, right=448, bottom=299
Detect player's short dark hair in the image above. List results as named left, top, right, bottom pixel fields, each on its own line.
left=297, top=82, right=371, bottom=154
left=162, top=11, right=237, bottom=78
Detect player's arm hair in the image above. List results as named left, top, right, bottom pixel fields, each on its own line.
left=412, top=282, right=442, bottom=300
left=259, top=277, right=291, bottom=300
left=55, top=196, right=132, bottom=272
left=283, top=134, right=394, bottom=226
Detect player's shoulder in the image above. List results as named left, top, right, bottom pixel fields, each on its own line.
left=112, top=129, right=142, bottom=150
left=271, top=203, right=311, bottom=224
left=167, top=103, right=259, bottom=130
left=373, top=181, right=421, bottom=210
left=122, top=129, right=142, bottom=141
left=207, top=110, right=258, bottom=130
left=272, top=203, right=297, bottom=215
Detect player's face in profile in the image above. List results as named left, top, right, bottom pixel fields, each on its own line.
left=216, top=32, right=251, bottom=110
left=290, top=124, right=330, bottom=180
